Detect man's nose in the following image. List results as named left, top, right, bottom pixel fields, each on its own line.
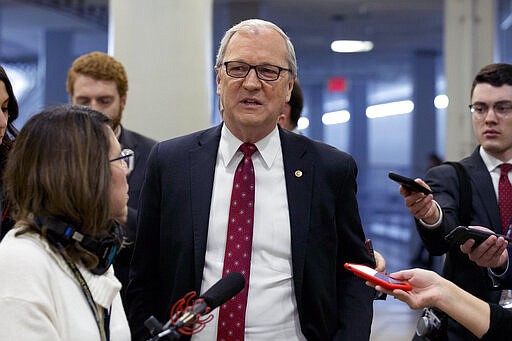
left=242, top=68, right=262, bottom=89
left=88, top=100, right=101, bottom=111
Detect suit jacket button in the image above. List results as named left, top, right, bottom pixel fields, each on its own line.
left=295, top=170, right=303, bottom=178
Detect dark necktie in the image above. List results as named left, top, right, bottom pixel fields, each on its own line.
left=217, top=143, right=256, bottom=341
left=499, top=163, right=512, bottom=233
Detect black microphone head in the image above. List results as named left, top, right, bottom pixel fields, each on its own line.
left=144, top=315, right=164, bottom=336
left=199, top=272, right=245, bottom=310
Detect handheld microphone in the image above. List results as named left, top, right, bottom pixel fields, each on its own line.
left=200, top=271, right=246, bottom=310
left=145, top=272, right=245, bottom=340
left=165, top=271, right=245, bottom=329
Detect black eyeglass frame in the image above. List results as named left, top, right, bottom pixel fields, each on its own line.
left=109, top=148, right=134, bottom=172
left=469, top=101, right=512, bottom=117
left=223, top=61, right=292, bottom=81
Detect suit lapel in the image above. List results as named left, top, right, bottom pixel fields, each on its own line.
left=118, top=125, right=136, bottom=151
left=280, top=129, right=314, bottom=287
left=190, top=125, right=222, bottom=289
left=466, top=148, right=502, bottom=232
left=189, top=126, right=314, bottom=290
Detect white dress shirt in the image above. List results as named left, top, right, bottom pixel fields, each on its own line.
left=192, top=125, right=306, bottom=340
left=479, top=146, right=512, bottom=200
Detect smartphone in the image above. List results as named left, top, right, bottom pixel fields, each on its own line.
left=444, top=226, right=511, bottom=246
left=388, top=172, right=433, bottom=195
left=344, top=263, right=412, bottom=291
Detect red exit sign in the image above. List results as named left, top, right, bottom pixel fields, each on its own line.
left=327, top=77, right=346, bottom=93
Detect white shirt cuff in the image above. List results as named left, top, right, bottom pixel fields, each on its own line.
left=489, top=251, right=510, bottom=278
left=419, top=200, right=442, bottom=229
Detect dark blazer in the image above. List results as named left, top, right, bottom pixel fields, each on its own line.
left=418, top=146, right=502, bottom=340
left=126, top=124, right=375, bottom=341
left=119, top=126, right=158, bottom=214
left=115, top=126, right=157, bottom=302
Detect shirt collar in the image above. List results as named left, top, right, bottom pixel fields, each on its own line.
left=115, top=124, right=122, bottom=140
left=479, top=146, right=512, bottom=172
left=220, top=125, right=281, bottom=169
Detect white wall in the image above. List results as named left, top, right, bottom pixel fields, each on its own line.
left=109, top=0, right=213, bottom=142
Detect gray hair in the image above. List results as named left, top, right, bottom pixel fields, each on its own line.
left=215, top=19, right=297, bottom=78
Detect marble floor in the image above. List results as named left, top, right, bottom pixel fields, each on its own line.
left=370, top=297, right=421, bottom=341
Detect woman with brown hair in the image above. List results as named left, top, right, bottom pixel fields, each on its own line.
left=0, top=105, right=132, bottom=340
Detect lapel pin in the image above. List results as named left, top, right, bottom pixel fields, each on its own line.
left=295, top=170, right=303, bottom=178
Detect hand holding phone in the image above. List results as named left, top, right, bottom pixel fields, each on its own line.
left=444, top=226, right=511, bottom=246
left=388, top=172, right=433, bottom=195
left=344, top=263, right=412, bottom=291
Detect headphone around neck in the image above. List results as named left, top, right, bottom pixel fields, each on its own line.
left=35, top=215, right=123, bottom=275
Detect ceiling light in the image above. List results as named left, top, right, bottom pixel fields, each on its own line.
left=434, top=95, right=449, bottom=109
left=297, top=117, right=309, bottom=130
left=366, top=100, right=414, bottom=118
left=322, top=110, right=350, bottom=125
left=331, top=40, right=374, bottom=53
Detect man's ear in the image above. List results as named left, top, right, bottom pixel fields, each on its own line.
left=285, top=78, right=295, bottom=102
left=215, top=67, right=222, bottom=96
left=278, top=113, right=286, bottom=126
left=120, top=95, right=127, bottom=112
left=278, top=103, right=291, bottom=128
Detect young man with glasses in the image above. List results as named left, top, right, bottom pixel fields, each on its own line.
left=399, top=63, right=512, bottom=340
left=127, top=19, right=375, bottom=341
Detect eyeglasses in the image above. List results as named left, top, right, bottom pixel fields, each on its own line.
left=223, top=61, right=291, bottom=81
left=469, top=101, right=512, bottom=119
left=110, top=148, right=134, bottom=172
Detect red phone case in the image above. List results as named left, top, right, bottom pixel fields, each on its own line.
left=344, top=263, right=412, bottom=291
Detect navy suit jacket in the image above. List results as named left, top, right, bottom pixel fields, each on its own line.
left=418, top=147, right=502, bottom=340
left=119, top=126, right=158, bottom=214
left=126, top=124, right=374, bottom=341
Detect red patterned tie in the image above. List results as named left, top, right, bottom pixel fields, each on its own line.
left=217, top=143, right=256, bottom=341
left=499, top=163, right=512, bottom=233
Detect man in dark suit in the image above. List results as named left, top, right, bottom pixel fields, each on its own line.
left=400, top=63, right=512, bottom=340
left=127, top=19, right=374, bottom=341
left=66, top=51, right=157, bottom=305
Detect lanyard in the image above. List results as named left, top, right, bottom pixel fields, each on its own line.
left=58, top=247, right=110, bottom=341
